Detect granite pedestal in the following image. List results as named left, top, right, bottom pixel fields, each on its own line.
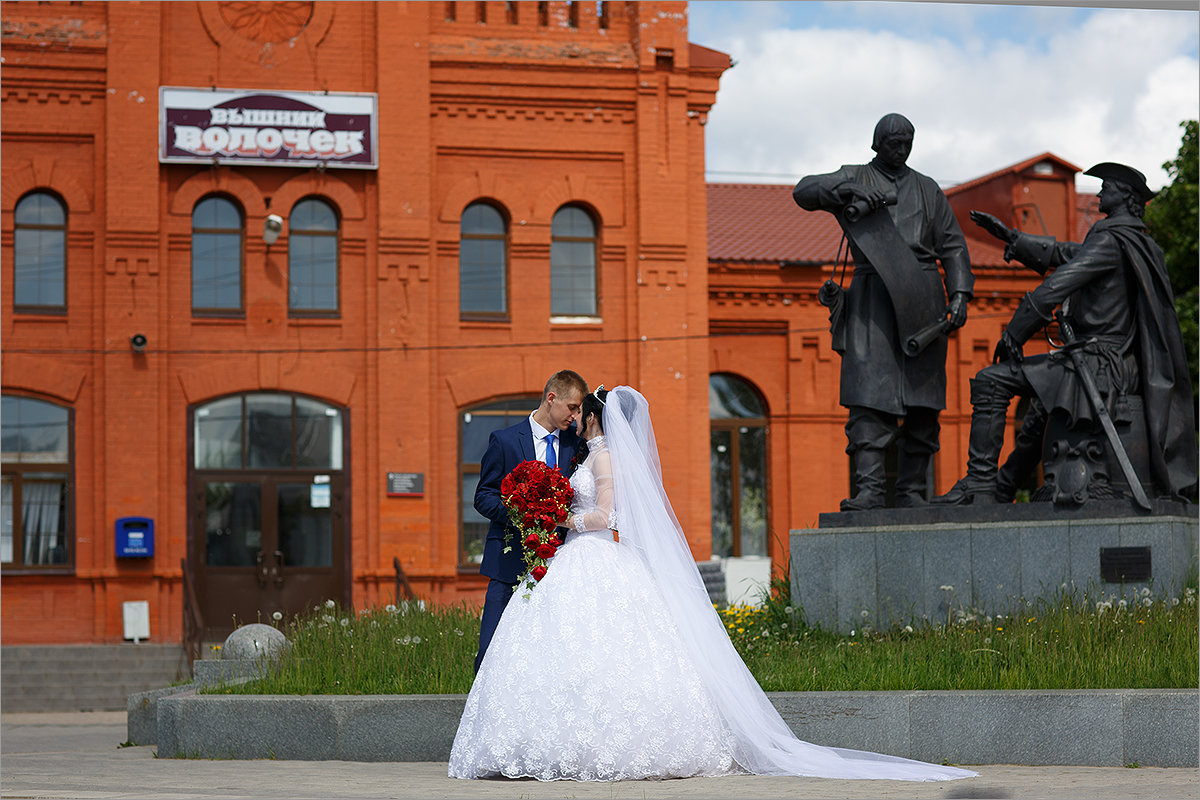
left=790, top=500, right=1197, bottom=633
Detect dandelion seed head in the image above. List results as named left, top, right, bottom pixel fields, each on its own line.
left=271, top=611, right=283, bottom=621
left=384, top=604, right=397, bottom=613
left=325, top=599, right=336, bottom=609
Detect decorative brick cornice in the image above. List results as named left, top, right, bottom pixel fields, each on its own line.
left=431, top=103, right=634, bottom=125
left=510, top=242, right=549, bottom=259
left=710, top=289, right=812, bottom=308
left=105, top=231, right=159, bottom=250
left=378, top=237, right=431, bottom=257
left=638, top=243, right=687, bottom=263
left=1, top=86, right=105, bottom=105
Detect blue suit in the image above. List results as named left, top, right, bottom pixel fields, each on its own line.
left=473, top=418, right=580, bottom=672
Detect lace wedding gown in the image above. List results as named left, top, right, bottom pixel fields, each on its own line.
left=448, top=437, right=743, bottom=781
left=450, top=389, right=976, bottom=783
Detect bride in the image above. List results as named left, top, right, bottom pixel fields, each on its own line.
left=448, top=386, right=976, bottom=783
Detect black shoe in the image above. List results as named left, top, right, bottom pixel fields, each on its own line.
left=894, top=492, right=928, bottom=508
left=931, top=479, right=998, bottom=506
left=840, top=492, right=886, bottom=511
left=993, top=476, right=1018, bottom=504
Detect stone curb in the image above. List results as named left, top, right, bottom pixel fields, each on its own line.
left=126, top=660, right=264, bottom=745
left=149, top=689, right=1198, bottom=767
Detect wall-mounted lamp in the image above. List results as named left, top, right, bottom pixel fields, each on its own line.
left=130, top=333, right=148, bottom=353
left=263, top=214, right=283, bottom=247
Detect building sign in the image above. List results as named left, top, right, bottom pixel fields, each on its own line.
left=387, top=472, right=424, bottom=497
left=159, top=87, right=377, bottom=169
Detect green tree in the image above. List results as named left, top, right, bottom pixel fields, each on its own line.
left=1144, top=119, right=1198, bottom=400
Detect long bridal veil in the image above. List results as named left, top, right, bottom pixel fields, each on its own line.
left=602, top=386, right=976, bottom=781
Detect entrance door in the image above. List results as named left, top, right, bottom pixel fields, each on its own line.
left=189, top=393, right=347, bottom=640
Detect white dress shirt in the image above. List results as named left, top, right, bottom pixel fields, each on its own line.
left=528, top=414, right=561, bottom=466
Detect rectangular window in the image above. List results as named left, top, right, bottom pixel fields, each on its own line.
left=2, top=396, right=72, bottom=571
left=288, top=236, right=339, bottom=312
left=14, top=227, right=66, bottom=307
left=192, top=231, right=243, bottom=311
left=550, top=239, right=597, bottom=315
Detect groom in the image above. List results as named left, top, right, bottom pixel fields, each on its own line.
left=472, top=369, right=587, bottom=673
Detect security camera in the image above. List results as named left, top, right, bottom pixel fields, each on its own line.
left=263, top=214, right=284, bottom=246
left=130, top=334, right=148, bottom=353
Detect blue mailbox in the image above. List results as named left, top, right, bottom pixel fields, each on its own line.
left=115, top=517, right=154, bottom=558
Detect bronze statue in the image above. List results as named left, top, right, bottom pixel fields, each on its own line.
left=934, top=162, right=1198, bottom=506
left=794, top=113, right=974, bottom=510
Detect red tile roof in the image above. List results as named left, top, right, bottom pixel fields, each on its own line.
left=707, top=182, right=1011, bottom=268
left=706, top=183, right=840, bottom=263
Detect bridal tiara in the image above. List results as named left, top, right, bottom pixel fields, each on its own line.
left=591, top=384, right=606, bottom=404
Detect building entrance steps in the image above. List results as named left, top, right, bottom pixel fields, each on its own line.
left=2, top=644, right=190, bottom=712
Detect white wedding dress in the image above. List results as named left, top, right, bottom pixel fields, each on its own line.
left=449, top=387, right=976, bottom=783
left=448, top=437, right=743, bottom=781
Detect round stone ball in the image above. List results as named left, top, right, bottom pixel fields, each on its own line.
left=221, top=623, right=288, bottom=660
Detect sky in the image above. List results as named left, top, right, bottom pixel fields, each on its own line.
left=687, top=1, right=1200, bottom=192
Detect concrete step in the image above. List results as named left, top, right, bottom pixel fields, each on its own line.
left=2, top=668, right=188, bottom=688
left=1, top=644, right=189, bottom=713
left=3, top=644, right=182, bottom=659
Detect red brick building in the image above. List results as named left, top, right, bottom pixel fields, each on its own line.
left=2, top=1, right=1078, bottom=646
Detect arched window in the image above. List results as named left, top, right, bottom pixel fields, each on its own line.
left=288, top=198, right=339, bottom=314
left=191, top=195, right=243, bottom=313
left=2, top=395, right=72, bottom=568
left=459, top=202, right=508, bottom=317
left=550, top=205, right=597, bottom=316
left=709, top=374, right=768, bottom=558
left=458, top=395, right=538, bottom=567
left=193, top=393, right=344, bottom=471
left=13, top=192, right=67, bottom=310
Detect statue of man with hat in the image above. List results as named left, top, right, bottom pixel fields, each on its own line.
left=934, top=162, right=1197, bottom=505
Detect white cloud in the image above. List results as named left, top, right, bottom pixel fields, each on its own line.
left=699, top=5, right=1199, bottom=191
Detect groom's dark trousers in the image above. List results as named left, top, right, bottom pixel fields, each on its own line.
left=473, top=418, right=578, bottom=674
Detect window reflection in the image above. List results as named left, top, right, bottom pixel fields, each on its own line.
left=709, top=375, right=768, bottom=558
left=194, top=394, right=342, bottom=470
left=14, top=192, right=67, bottom=309
left=550, top=205, right=597, bottom=316
left=458, top=396, right=539, bottom=566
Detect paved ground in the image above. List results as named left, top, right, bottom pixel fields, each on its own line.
left=2, top=712, right=1196, bottom=800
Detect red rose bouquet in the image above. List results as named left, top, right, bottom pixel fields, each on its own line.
left=501, top=459, right=574, bottom=593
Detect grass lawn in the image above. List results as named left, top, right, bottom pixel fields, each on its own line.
left=215, top=574, right=1198, bottom=695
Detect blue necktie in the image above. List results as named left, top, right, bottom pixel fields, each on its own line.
left=545, top=432, right=557, bottom=469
